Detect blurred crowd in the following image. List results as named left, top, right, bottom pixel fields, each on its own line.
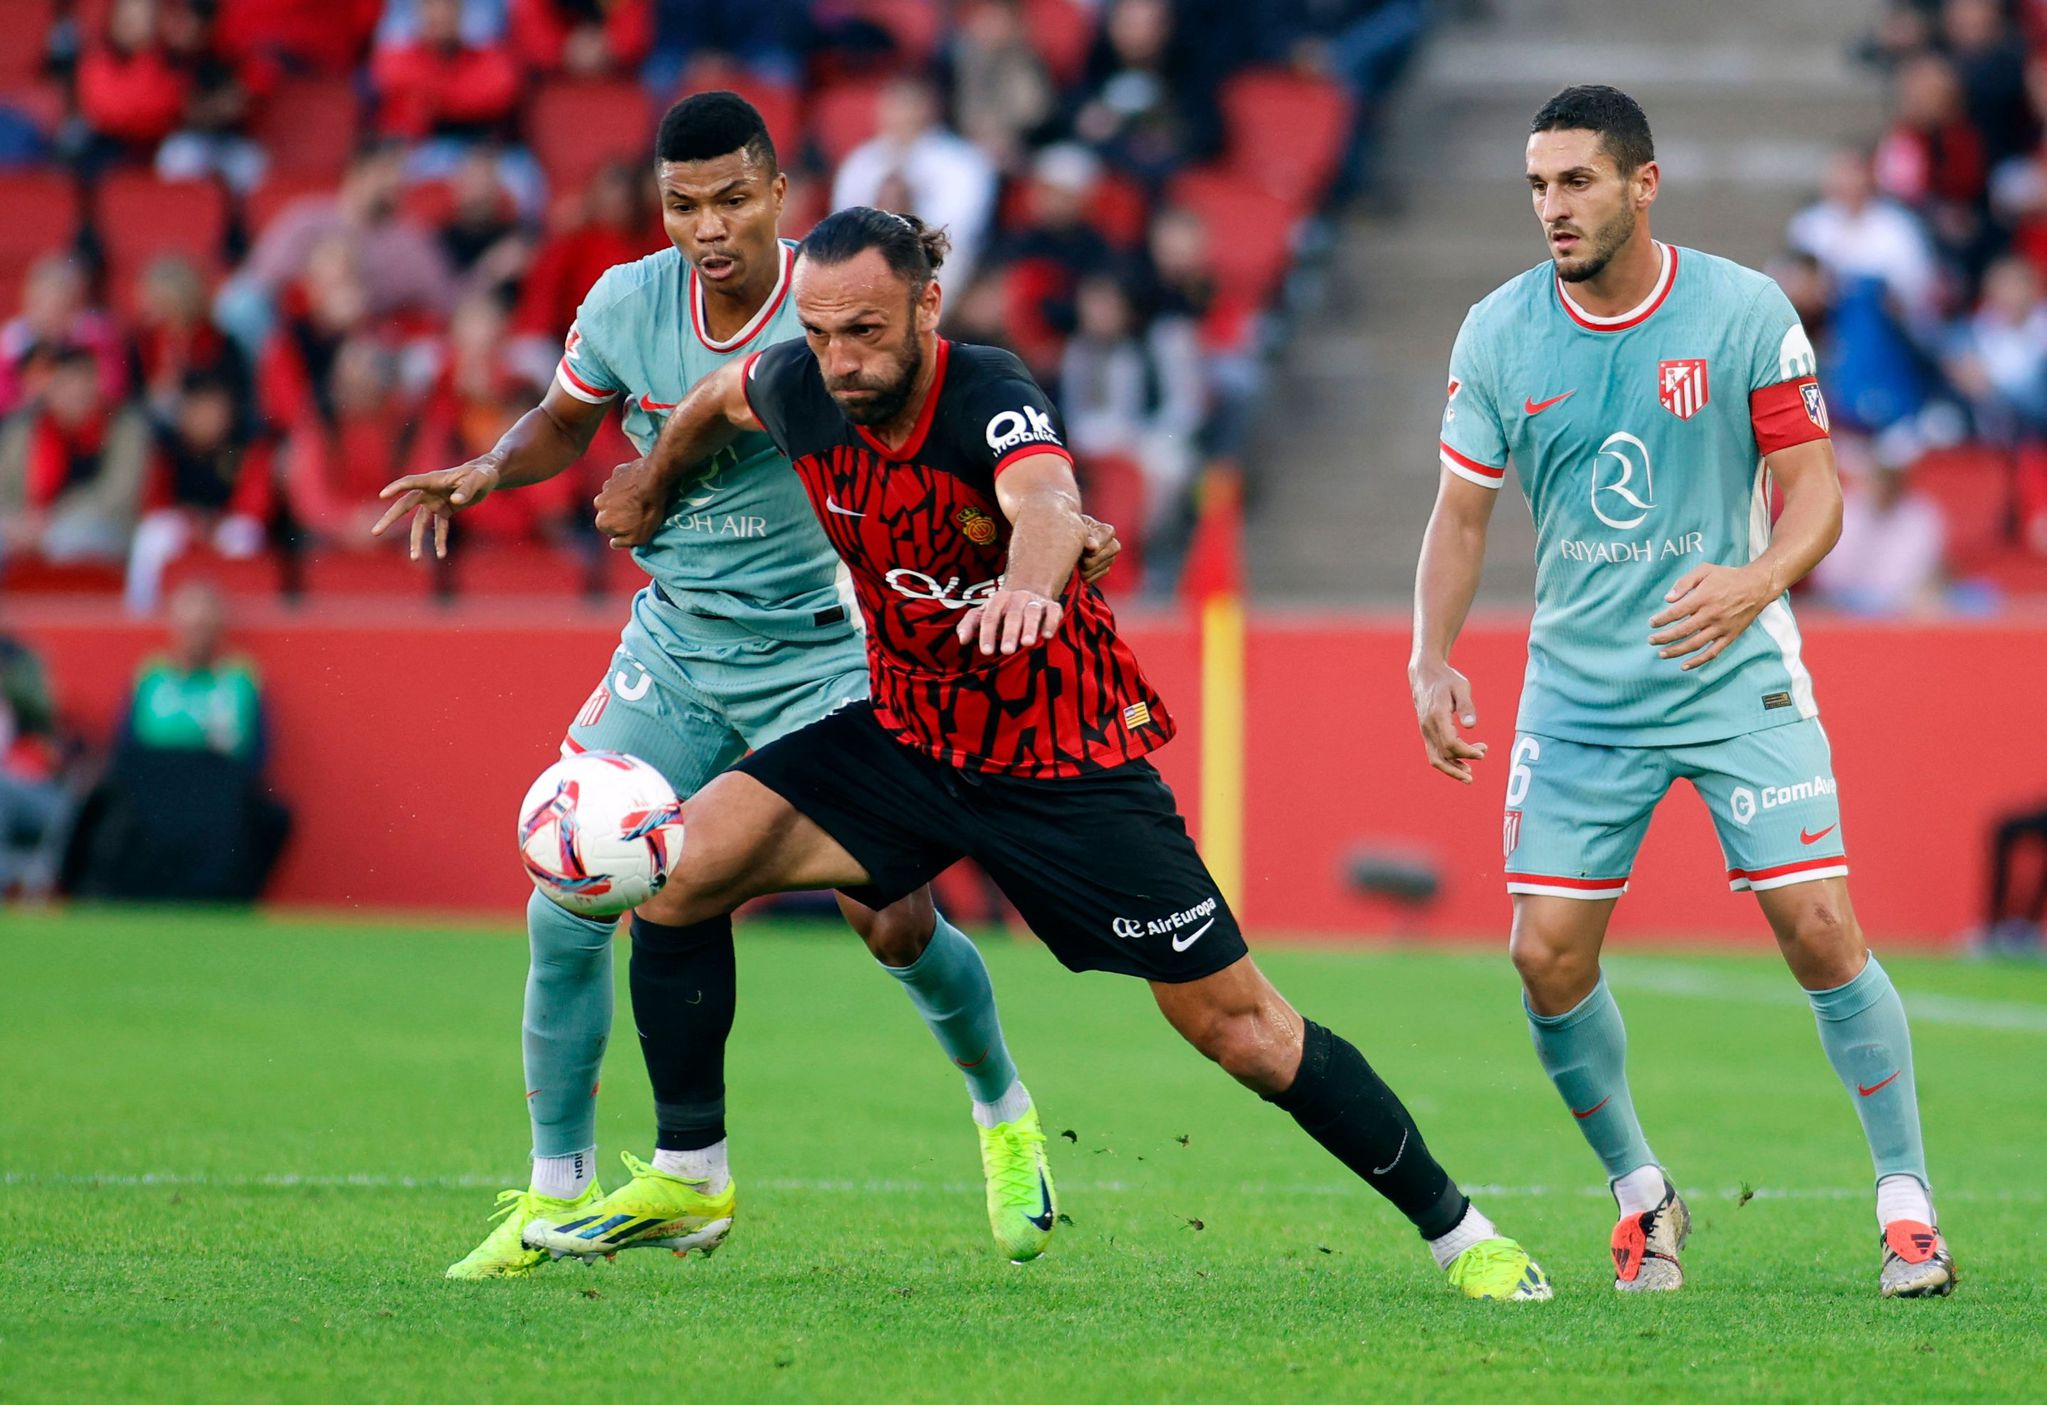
left=0, top=0, right=1425, bottom=606
left=1784, top=0, right=2047, bottom=614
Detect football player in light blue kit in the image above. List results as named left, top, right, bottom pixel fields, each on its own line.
left=1409, top=86, right=1953, bottom=1299
left=377, top=95, right=1109, bottom=1278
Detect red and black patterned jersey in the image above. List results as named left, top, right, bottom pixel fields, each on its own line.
left=742, top=336, right=1174, bottom=778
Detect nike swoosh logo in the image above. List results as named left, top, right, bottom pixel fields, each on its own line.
left=1800, top=824, right=1838, bottom=845
left=825, top=495, right=865, bottom=517
left=1370, top=1127, right=1408, bottom=1176
left=1170, top=917, right=1215, bottom=953
left=1025, top=1172, right=1054, bottom=1232
left=954, top=1048, right=989, bottom=1070
left=1858, top=1070, right=1901, bottom=1097
left=1523, top=390, right=1575, bottom=415
left=639, top=394, right=677, bottom=412
left=1571, top=1095, right=1611, bottom=1120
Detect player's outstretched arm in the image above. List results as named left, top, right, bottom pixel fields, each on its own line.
left=1409, top=468, right=1501, bottom=784
left=957, top=452, right=1087, bottom=656
left=593, top=360, right=760, bottom=549
left=1648, top=438, right=1843, bottom=671
left=372, top=382, right=611, bottom=560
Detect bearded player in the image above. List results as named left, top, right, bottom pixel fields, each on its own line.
left=520, top=207, right=1552, bottom=1301
left=1409, top=85, right=1953, bottom=1298
left=375, top=95, right=1117, bottom=1279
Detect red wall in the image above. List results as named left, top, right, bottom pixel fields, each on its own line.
left=15, top=601, right=2045, bottom=943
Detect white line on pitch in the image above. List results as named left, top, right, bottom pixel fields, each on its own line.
left=1609, top=962, right=2047, bottom=1034
left=4, top=1171, right=2040, bottom=1204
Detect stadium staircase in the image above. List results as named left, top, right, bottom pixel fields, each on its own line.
left=1249, top=0, right=1888, bottom=603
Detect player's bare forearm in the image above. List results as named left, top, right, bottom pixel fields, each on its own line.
left=488, top=390, right=608, bottom=489
left=1409, top=469, right=1498, bottom=673
left=643, top=360, right=755, bottom=494
left=993, top=456, right=1086, bottom=598
left=1648, top=439, right=1841, bottom=670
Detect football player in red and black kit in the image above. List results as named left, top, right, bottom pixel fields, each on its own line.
left=568, top=207, right=1551, bottom=1300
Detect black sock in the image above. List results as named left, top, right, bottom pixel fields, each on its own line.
left=629, top=912, right=736, bottom=1152
left=1266, top=1020, right=1468, bottom=1239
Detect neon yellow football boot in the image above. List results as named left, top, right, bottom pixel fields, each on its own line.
left=1445, top=1237, right=1553, bottom=1301
left=521, top=1152, right=736, bottom=1260
left=445, top=1180, right=605, bottom=1280
left=978, top=1104, right=1056, bottom=1263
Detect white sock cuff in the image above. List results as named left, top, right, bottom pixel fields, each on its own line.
left=1426, top=1202, right=1498, bottom=1269
left=1877, top=1172, right=1934, bottom=1228
left=531, top=1147, right=597, bottom=1200
left=971, top=1079, right=1031, bottom=1128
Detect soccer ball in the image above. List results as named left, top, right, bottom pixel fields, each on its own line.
left=517, top=750, right=684, bottom=917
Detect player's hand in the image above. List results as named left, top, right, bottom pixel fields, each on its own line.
left=1410, top=659, right=1487, bottom=784
left=955, top=586, right=1064, bottom=657
left=1648, top=562, right=1774, bottom=671
left=371, top=458, right=502, bottom=560
left=592, top=458, right=662, bottom=549
left=1078, top=514, right=1122, bottom=585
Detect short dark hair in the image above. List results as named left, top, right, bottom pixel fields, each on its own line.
left=1530, top=84, right=1655, bottom=175
left=657, top=91, right=777, bottom=173
left=799, top=206, right=951, bottom=287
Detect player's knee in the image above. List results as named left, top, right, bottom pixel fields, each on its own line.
left=1177, top=1006, right=1294, bottom=1092
left=1509, top=924, right=1597, bottom=1006
left=527, top=891, right=616, bottom=967
left=1776, top=893, right=1864, bottom=983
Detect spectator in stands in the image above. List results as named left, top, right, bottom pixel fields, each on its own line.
left=1072, top=0, right=1215, bottom=188
left=0, top=255, right=128, bottom=418
left=280, top=335, right=412, bottom=544
left=1279, top=0, right=1429, bottom=199
left=510, top=159, right=658, bottom=381
left=0, top=621, right=64, bottom=900
left=125, top=370, right=274, bottom=613
left=1942, top=0, right=2040, bottom=170
left=947, top=0, right=1057, bottom=173
left=832, top=77, right=998, bottom=289
left=1788, top=146, right=1943, bottom=326
left=212, top=0, right=381, bottom=75
left=370, top=0, right=545, bottom=217
left=435, top=150, right=533, bottom=306
left=990, top=142, right=1115, bottom=379
left=69, top=582, right=291, bottom=901
left=155, top=0, right=275, bottom=193
left=1058, top=273, right=1204, bottom=548
left=641, top=0, right=807, bottom=93
left=257, top=234, right=370, bottom=430
left=1140, top=203, right=1261, bottom=466
left=129, top=254, right=250, bottom=425
left=1811, top=440, right=1948, bottom=615
left=509, top=0, right=651, bottom=77
left=219, top=143, right=454, bottom=355
left=76, top=0, right=190, bottom=165
left=0, top=347, right=152, bottom=566
left=1945, top=254, right=2047, bottom=441
left=1876, top=52, right=1991, bottom=270
left=943, top=271, right=1019, bottom=355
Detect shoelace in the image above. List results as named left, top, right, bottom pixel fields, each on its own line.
left=1451, top=1240, right=1522, bottom=1284
left=988, top=1124, right=1046, bottom=1204
left=486, top=1187, right=539, bottom=1224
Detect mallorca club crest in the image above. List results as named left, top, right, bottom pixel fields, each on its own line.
left=1658, top=358, right=1709, bottom=420
left=955, top=506, right=999, bottom=546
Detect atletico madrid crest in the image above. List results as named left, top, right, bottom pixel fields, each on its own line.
left=1658, top=358, right=1709, bottom=420
left=1502, top=809, right=1523, bottom=861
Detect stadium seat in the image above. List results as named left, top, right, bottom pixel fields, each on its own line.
left=254, top=78, right=362, bottom=183
left=529, top=79, right=654, bottom=206
left=160, top=551, right=289, bottom=601
left=1087, top=172, right=1150, bottom=248
left=0, top=170, right=79, bottom=311
left=807, top=80, right=886, bottom=167
left=95, top=172, right=230, bottom=311
left=1166, top=167, right=1297, bottom=306
left=300, top=548, right=443, bottom=599
left=850, top=0, right=946, bottom=66
left=0, top=1, right=54, bottom=85
left=1219, top=68, right=1352, bottom=207
left=448, top=541, right=589, bottom=597
left=0, top=557, right=123, bottom=595
left=1021, top=0, right=1095, bottom=86
left=1075, top=452, right=1148, bottom=586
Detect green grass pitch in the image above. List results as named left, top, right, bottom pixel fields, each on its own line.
left=3, top=910, right=2044, bottom=1403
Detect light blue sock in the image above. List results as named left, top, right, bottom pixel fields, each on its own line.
left=1526, top=975, right=1659, bottom=1182
left=522, top=891, right=616, bottom=1158
left=1807, top=954, right=1928, bottom=1185
left=880, top=914, right=1020, bottom=1107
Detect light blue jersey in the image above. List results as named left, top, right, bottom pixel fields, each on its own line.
left=556, top=239, right=854, bottom=648
left=1439, top=242, right=1834, bottom=746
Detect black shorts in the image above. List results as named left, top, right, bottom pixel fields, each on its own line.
left=735, top=702, right=1249, bottom=983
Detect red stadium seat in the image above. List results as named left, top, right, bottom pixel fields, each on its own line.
left=1166, top=166, right=1297, bottom=306
left=449, top=541, right=588, bottom=596
left=1087, top=172, right=1150, bottom=248
left=160, top=551, right=288, bottom=601
left=675, top=61, right=802, bottom=158
left=0, top=1, right=55, bottom=85
left=1075, top=452, right=1147, bottom=587
left=0, top=557, right=123, bottom=595
left=528, top=79, right=654, bottom=204
left=0, top=171, right=80, bottom=312
left=1219, top=68, right=1352, bottom=207
left=300, top=548, right=442, bottom=598
left=1021, top=0, right=1094, bottom=86
left=95, top=173, right=230, bottom=313
left=254, top=78, right=362, bottom=183
left=807, top=80, right=886, bottom=166
left=852, top=0, right=945, bottom=66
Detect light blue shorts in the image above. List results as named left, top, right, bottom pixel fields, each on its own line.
left=1501, top=717, right=1849, bottom=900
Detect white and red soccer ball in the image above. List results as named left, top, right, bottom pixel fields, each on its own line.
left=517, top=751, right=683, bottom=917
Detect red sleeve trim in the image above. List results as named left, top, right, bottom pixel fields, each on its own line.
left=1439, top=440, right=1504, bottom=479
left=739, top=351, right=764, bottom=426
left=1750, top=376, right=1830, bottom=454
left=556, top=358, right=617, bottom=401
left=992, top=443, right=1074, bottom=478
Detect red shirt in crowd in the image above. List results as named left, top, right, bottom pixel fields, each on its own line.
left=77, top=42, right=190, bottom=147
left=370, top=38, right=524, bottom=140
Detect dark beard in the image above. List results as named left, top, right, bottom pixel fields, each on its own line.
left=829, top=341, right=924, bottom=426
left=1554, top=204, right=1636, bottom=284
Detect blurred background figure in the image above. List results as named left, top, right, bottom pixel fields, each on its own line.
left=0, top=255, right=127, bottom=419
left=0, top=346, right=152, bottom=568
left=65, top=582, right=290, bottom=901
left=832, top=76, right=997, bottom=286
left=124, top=369, right=274, bottom=613
left=1969, top=801, right=2047, bottom=954
left=1810, top=437, right=1948, bottom=616
left=0, top=614, right=66, bottom=900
